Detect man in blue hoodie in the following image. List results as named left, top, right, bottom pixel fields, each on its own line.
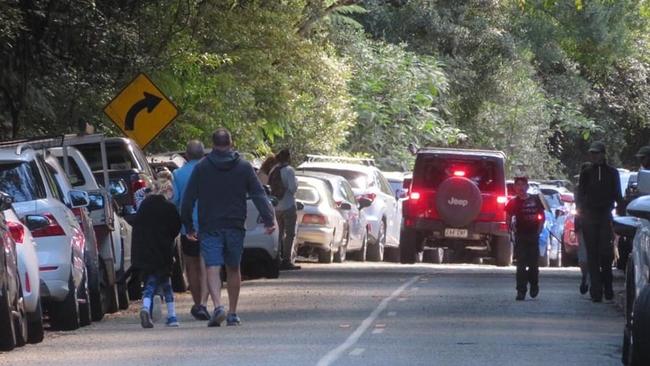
left=182, top=128, right=276, bottom=327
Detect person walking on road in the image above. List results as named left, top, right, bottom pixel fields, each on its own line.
left=577, top=141, right=623, bottom=303
left=131, top=177, right=182, bottom=328
left=268, top=149, right=300, bottom=270
left=173, top=140, right=210, bottom=321
left=506, top=176, right=545, bottom=301
left=575, top=162, right=591, bottom=295
left=181, top=128, right=276, bottom=327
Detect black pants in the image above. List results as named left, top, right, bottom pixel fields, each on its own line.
left=581, top=212, right=614, bottom=300
left=276, top=207, right=297, bottom=264
left=515, top=235, right=539, bottom=293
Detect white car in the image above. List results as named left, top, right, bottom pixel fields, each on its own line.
left=298, top=156, right=400, bottom=262
left=241, top=198, right=280, bottom=279
left=0, top=145, right=87, bottom=331
left=2, top=202, right=43, bottom=344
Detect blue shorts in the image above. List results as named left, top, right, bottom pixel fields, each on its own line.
left=199, top=229, right=246, bottom=267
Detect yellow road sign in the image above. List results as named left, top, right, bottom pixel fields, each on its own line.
left=103, top=73, right=179, bottom=148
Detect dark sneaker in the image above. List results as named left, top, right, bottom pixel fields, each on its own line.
left=530, top=286, right=539, bottom=299
left=208, top=306, right=226, bottom=327
left=166, top=316, right=180, bottom=327
left=591, top=296, right=603, bottom=303
left=140, top=309, right=154, bottom=328
left=516, top=292, right=525, bottom=301
left=226, top=313, right=241, bottom=326
left=191, top=305, right=211, bottom=321
left=579, top=280, right=589, bottom=295
left=604, top=285, right=614, bottom=301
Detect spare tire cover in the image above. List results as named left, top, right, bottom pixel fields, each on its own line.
left=435, top=176, right=483, bottom=227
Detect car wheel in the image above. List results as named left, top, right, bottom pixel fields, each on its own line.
left=87, top=255, right=104, bottom=322
left=384, top=247, right=400, bottom=263
left=49, top=274, right=80, bottom=331
left=351, top=231, right=368, bottom=262
left=318, top=241, right=334, bottom=264
left=494, top=236, right=512, bottom=267
left=117, top=271, right=130, bottom=311
left=334, top=233, right=348, bottom=263
left=267, top=255, right=281, bottom=279
left=367, top=220, right=386, bottom=262
left=78, top=270, right=92, bottom=327
left=171, top=239, right=188, bottom=292
left=0, top=279, right=16, bottom=351
left=27, top=298, right=44, bottom=344
left=400, top=229, right=418, bottom=264
left=631, top=285, right=650, bottom=365
left=100, top=259, right=119, bottom=314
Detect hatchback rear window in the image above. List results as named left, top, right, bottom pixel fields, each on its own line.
left=301, top=168, right=367, bottom=189
left=0, top=162, right=47, bottom=202
left=296, top=185, right=320, bottom=205
left=75, top=143, right=137, bottom=171
left=413, top=156, right=503, bottom=192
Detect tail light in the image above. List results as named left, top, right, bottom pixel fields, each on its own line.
left=357, top=193, right=376, bottom=203
left=7, top=222, right=25, bottom=244
left=453, top=170, right=466, bottom=177
left=132, top=177, right=147, bottom=202
left=30, top=213, right=66, bottom=237
left=409, top=192, right=421, bottom=200
left=497, top=196, right=508, bottom=204
left=302, top=214, right=328, bottom=225
left=537, top=213, right=544, bottom=221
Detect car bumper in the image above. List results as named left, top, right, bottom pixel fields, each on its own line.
left=297, top=225, right=335, bottom=248
left=408, top=219, right=509, bottom=241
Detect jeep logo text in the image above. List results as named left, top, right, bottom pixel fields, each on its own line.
left=448, top=197, right=468, bottom=207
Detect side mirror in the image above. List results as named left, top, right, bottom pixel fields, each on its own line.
left=296, top=201, right=305, bottom=211
left=69, top=190, right=90, bottom=208
left=87, top=192, right=105, bottom=211
left=554, top=209, right=564, bottom=219
left=339, top=202, right=352, bottom=211
left=24, top=215, right=51, bottom=232
left=613, top=216, right=641, bottom=238
left=358, top=197, right=372, bottom=210
left=0, top=192, right=13, bottom=211
left=109, top=179, right=128, bottom=196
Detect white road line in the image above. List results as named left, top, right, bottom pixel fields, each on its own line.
left=349, top=348, right=365, bottom=356
left=387, top=311, right=397, bottom=317
left=371, top=328, right=385, bottom=335
left=316, top=275, right=420, bottom=366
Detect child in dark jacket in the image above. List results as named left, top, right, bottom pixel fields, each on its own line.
left=131, top=174, right=181, bottom=328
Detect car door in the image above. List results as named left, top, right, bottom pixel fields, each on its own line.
left=339, top=181, right=363, bottom=250
left=375, top=171, right=398, bottom=245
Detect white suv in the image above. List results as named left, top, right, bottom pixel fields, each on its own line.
left=0, top=145, right=87, bottom=330
left=298, top=156, right=400, bottom=262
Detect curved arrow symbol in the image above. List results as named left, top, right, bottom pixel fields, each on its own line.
left=124, top=92, right=162, bottom=131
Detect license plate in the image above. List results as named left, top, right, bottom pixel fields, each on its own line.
left=444, top=228, right=468, bottom=238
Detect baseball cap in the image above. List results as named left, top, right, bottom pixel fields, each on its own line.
left=588, top=141, right=606, bottom=153
left=635, top=145, right=650, bottom=158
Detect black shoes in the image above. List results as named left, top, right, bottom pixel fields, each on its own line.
left=191, top=304, right=210, bottom=321
left=579, top=279, right=589, bottom=295
left=529, top=286, right=539, bottom=299
left=516, top=292, right=526, bottom=301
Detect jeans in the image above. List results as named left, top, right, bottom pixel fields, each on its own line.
left=515, top=234, right=539, bottom=293
left=582, top=212, right=614, bottom=299
left=276, top=207, right=297, bottom=264
left=142, top=274, right=174, bottom=307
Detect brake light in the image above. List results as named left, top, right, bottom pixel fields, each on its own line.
left=410, top=192, right=421, bottom=200
left=132, top=178, right=147, bottom=201
left=497, top=196, right=508, bottom=204
left=302, top=214, right=328, bottom=225
left=7, top=222, right=25, bottom=244
left=359, top=193, right=376, bottom=202
left=453, top=170, right=466, bottom=177
left=537, top=214, right=544, bottom=221
left=30, top=213, right=66, bottom=237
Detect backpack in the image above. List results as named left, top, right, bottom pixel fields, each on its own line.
left=268, top=164, right=287, bottom=199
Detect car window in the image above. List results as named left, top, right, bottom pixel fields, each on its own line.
left=132, top=146, right=153, bottom=176
left=541, top=190, right=563, bottom=209
left=376, top=171, right=393, bottom=195
left=296, top=184, right=320, bottom=205
left=388, top=180, right=402, bottom=195
left=341, top=181, right=356, bottom=202
left=46, top=163, right=68, bottom=204
left=0, top=161, right=47, bottom=202
left=75, top=142, right=137, bottom=171
left=302, top=168, right=368, bottom=189
left=413, top=156, right=503, bottom=192
left=39, top=158, right=64, bottom=202
left=56, top=157, right=86, bottom=187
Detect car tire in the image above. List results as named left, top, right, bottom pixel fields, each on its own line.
left=171, top=240, right=188, bottom=293
left=0, top=279, right=16, bottom=351
left=318, top=241, right=334, bottom=264
left=494, top=236, right=512, bottom=267
left=267, top=255, right=281, bottom=279
left=78, top=270, right=92, bottom=327
left=27, top=298, right=44, bottom=344
left=367, top=220, right=386, bottom=262
left=334, top=233, right=348, bottom=263
left=86, top=255, right=104, bottom=322
left=351, top=231, right=368, bottom=262
left=384, top=247, right=400, bottom=263
left=49, top=274, right=80, bottom=331
left=400, top=229, right=418, bottom=264
left=631, top=285, right=650, bottom=366
left=100, top=260, right=119, bottom=314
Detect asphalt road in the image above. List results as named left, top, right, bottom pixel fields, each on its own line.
left=0, top=263, right=624, bottom=366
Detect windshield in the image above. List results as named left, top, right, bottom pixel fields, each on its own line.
left=413, top=156, right=503, bottom=192
left=0, top=161, right=47, bottom=202
left=301, top=168, right=368, bottom=189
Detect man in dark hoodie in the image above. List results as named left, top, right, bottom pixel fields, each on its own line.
left=577, top=141, right=623, bottom=303
left=181, top=128, right=276, bottom=327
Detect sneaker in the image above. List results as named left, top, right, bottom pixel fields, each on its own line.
left=226, top=313, right=241, bottom=326
left=208, top=306, right=226, bottom=327
left=516, top=292, right=526, bottom=301
left=604, top=285, right=614, bottom=301
left=191, top=304, right=211, bottom=321
left=579, top=280, right=589, bottom=295
left=140, top=309, right=154, bottom=328
left=166, top=316, right=180, bottom=327
left=530, top=286, right=539, bottom=299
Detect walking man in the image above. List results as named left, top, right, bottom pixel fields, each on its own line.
left=173, top=140, right=210, bottom=320
left=181, top=128, right=276, bottom=326
left=505, top=176, right=545, bottom=301
left=269, top=149, right=300, bottom=270
left=577, top=141, right=623, bottom=303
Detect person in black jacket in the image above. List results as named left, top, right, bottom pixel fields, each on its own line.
left=577, top=141, right=623, bottom=303
left=132, top=176, right=182, bottom=328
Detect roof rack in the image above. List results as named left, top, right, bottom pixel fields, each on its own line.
left=305, top=154, right=375, bottom=167
left=0, top=135, right=66, bottom=155
left=417, top=147, right=506, bottom=158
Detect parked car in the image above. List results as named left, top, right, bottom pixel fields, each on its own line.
left=3, top=199, right=43, bottom=344
left=0, top=196, right=27, bottom=351
left=614, top=169, right=650, bottom=365
left=240, top=197, right=282, bottom=279
left=0, top=144, right=87, bottom=331
left=538, top=185, right=567, bottom=267
left=297, top=171, right=370, bottom=262
left=298, top=155, right=399, bottom=262
left=401, top=148, right=510, bottom=265
left=147, top=153, right=186, bottom=174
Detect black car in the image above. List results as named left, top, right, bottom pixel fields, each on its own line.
left=0, top=194, right=27, bottom=351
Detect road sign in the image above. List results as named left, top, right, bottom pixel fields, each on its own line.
left=103, top=73, right=179, bottom=148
